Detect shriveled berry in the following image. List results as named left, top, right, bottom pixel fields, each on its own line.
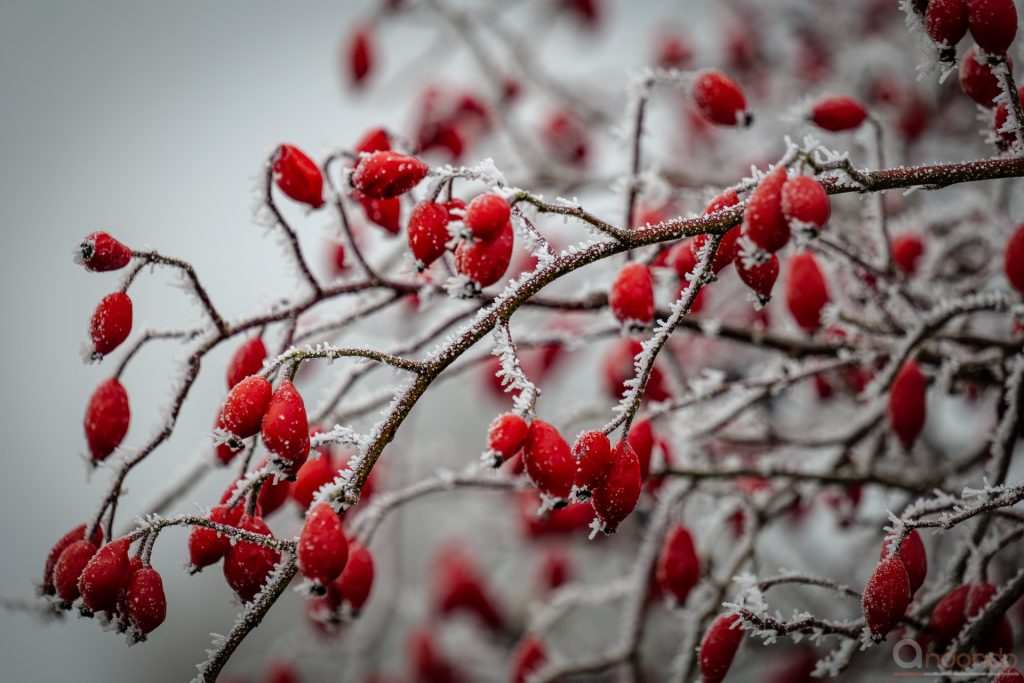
left=84, top=378, right=130, bottom=462
left=656, top=523, right=700, bottom=604
left=455, top=221, right=514, bottom=287
left=881, top=529, right=927, bottom=595
left=810, top=96, right=868, bottom=131
left=487, top=413, right=530, bottom=464
left=90, top=292, right=132, bottom=356
left=591, top=440, right=642, bottom=533
left=217, top=375, right=273, bottom=439
left=351, top=151, right=428, bottom=199
left=125, top=566, right=166, bottom=636
left=261, top=380, right=310, bottom=475
left=332, top=540, right=374, bottom=614
left=465, top=194, right=511, bottom=241
left=781, top=175, right=830, bottom=231
left=785, top=252, right=830, bottom=333
left=862, top=556, right=911, bottom=637
left=187, top=503, right=241, bottom=572
left=1004, top=224, right=1024, bottom=293
left=892, top=233, right=925, bottom=275
left=273, top=144, right=324, bottom=209
left=522, top=420, right=575, bottom=501
left=743, top=168, right=790, bottom=253
left=692, top=70, right=751, bottom=126
left=54, top=538, right=99, bottom=603
left=223, top=514, right=281, bottom=603
left=572, top=429, right=612, bottom=498
left=298, top=503, right=349, bottom=588
left=78, top=537, right=131, bottom=612
left=889, top=360, right=927, bottom=449
left=407, top=201, right=451, bottom=268
left=226, top=337, right=266, bottom=390
left=699, top=613, right=745, bottom=683
left=610, top=262, right=655, bottom=326
left=76, top=232, right=131, bottom=272
left=735, top=252, right=780, bottom=305
left=966, top=0, right=1018, bottom=55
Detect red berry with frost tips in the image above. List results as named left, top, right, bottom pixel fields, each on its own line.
left=1006, top=225, right=1024, bottom=293
left=786, top=252, right=830, bottom=333
left=699, top=613, right=745, bottom=683
left=996, top=669, right=1024, bottom=683
left=465, top=194, right=511, bottom=241
left=84, top=378, right=130, bottom=462
left=298, top=503, right=349, bottom=588
left=610, top=262, right=655, bottom=326
left=510, top=635, right=546, bottom=683
left=967, top=0, right=1018, bottom=54
left=291, top=453, right=336, bottom=510
left=54, top=538, right=99, bottom=603
left=42, top=525, right=102, bottom=595
left=187, top=503, right=241, bottom=572
left=77, top=232, right=131, bottom=272
left=407, top=201, right=451, bottom=269
left=348, top=26, right=373, bottom=86
left=218, top=375, right=272, bottom=440
left=487, top=413, right=530, bottom=464
left=862, top=556, right=911, bottom=637
left=247, top=458, right=292, bottom=516
left=272, top=144, right=324, bottom=209
left=656, top=523, right=699, bottom=604
left=994, top=85, right=1024, bottom=148
left=781, top=175, right=830, bottom=231
left=78, top=537, right=131, bottom=612
left=880, top=529, right=927, bottom=595
left=689, top=190, right=741, bottom=273
left=925, top=0, right=969, bottom=50
left=627, top=419, right=655, bottom=481
left=261, top=380, right=310, bottom=475
left=125, top=566, right=166, bottom=636
left=892, top=233, right=926, bottom=275
left=522, top=419, right=575, bottom=501
left=351, top=151, right=428, bottom=199
left=353, top=127, right=391, bottom=156
left=572, top=429, right=612, bottom=498
left=89, top=292, right=132, bottom=356
left=889, top=360, right=927, bottom=449
left=455, top=220, right=515, bottom=287
left=930, top=583, right=971, bottom=648
left=435, top=550, right=505, bottom=632
left=227, top=337, right=266, bottom=390
left=735, top=251, right=780, bottom=305
left=743, top=168, right=790, bottom=253
left=591, top=440, right=642, bottom=533
left=959, top=47, right=1007, bottom=106
left=332, top=540, right=374, bottom=614
left=810, top=96, right=868, bottom=131
left=223, top=514, right=281, bottom=603
left=692, top=70, right=752, bottom=126
left=444, top=198, right=467, bottom=221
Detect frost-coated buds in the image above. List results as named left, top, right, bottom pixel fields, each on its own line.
left=735, top=252, right=780, bottom=305
left=351, top=151, right=428, bottom=199
left=888, top=360, right=927, bottom=449
left=742, top=168, right=790, bottom=253
left=89, top=292, right=132, bottom=357
left=223, top=514, right=281, bottom=603
left=298, top=503, right=349, bottom=589
left=226, top=337, right=266, bottom=390
left=455, top=220, right=514, bottom=287
left=187, top=503, right=241, bottom=572
left=572, top=429, right=612, bottom=499
left=862, top=556, right=911, bottom=637
left=84, top=378, right=130, bottom=462
left=125, top=566, right=166, bottom=637
left=77, top=232, right=131, bottom=272
left=925, top=0, right=968, bottom=55
left=54, top=538, right=100, bottom=603
left=892, top=233, right=925, bottom=276
left=959, top=47, right=1007, bottom=107
left=810, top=96, right=868, bottom=132
left=781, top=175, right=830, bottom=231
left=522, top=419, right=575, bottom=501
left=407, top=201, right=451, bottom=269
left=610, top=262, right=655, bottom=326
left=966, top=0, right=1018, bottom=54
left=261, top=380, right=310, bottom=475
left=78, top=537, right=131, bottom=612
left=42, top=525, right=101, bottom=595
left=699, top=613, right=745, bottom=683
left=487, top=412, right=530, bottom=465
left=1004, top=224, right=1024, bottom=294
left=881, top=529, right=927, bottom=595
left=590, top=440, right=642, bottom=533
left=272, top=144, right=324, bottom=209
left=691, top=70, right=752, bottom=126
left=333, top=540, right=374, bottom=614
left=656, top=523, right=699, bottom=604
left=218, top=375, right=272, bottom=440
left=465, top=194, right=511, bottom=241
left=785, top=252, right=830, bottom=333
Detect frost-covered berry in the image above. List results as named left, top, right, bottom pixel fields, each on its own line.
left=291, top=452, right=336, bottom=510
left=351, top=151, right=428, bottom=199
left=735, top=251, right=780, bottom=305
left=510, top=635, right=547, bottom=683
left=810, top=95, right=868, bottom=131
left=626, top=418, right=655, bottom=481
left=603, top=338, right=671, bottom=403
left=332, top=539, right=374, bottom=614
left=781, top=175, right=830, bottom=231
left=487, top=412, right=530, bottom=464
left=272, top=144, right=324, bottom=209
left=223, top=514, right=281, bottom=603
left=455, top=220, right=515, bottom=287
left=1005, top=224, right=1024, bottom=294
left=522, top=419, right=575, bottom=501
left=785, top=252, right=830, bottom=333
left=84, top=378, right=130, bottom=462
left=348, top=25, right=374, bottom=87
left=572, top=429, right=612, bottom=499
left=689, top=189, right=741, bottom=273
left=187, top=503, right=241, bottom=572
left=609, top=262, right=655, bottom=326
left=862, top=556, right=911, bottom=637
left=959, top=46, right=1007, bottom=106
left=966, top=0, right=1018, bottom=55
left=356, top=193, right=402, bottom=235
left=261, top=380, right=310, bottom=476
left=407, top=201, right=451, bottom=269
left=298, top=503, right=349, bottom=589
left=889, top=360, right=927, bottom=449
left=465, top=194, right=511, bottom=241
left=78, top=537, right=131, bottom=612
left=699, top=613, right=745, bottom=683
left=692, top=70, right=752, bottom=126
left=925, top=0, right=969, bottom=54
left=742, top=167, right=790, bottom=253
left=54, top=538, right=99, bottom=603
left=892, top=233, right=925, bottom=275
left=217, top=375, right=273, bottom=440
left=656, top=523, right=699, bottom=604
left=89, top=292, right=132, bottom=357
left=125, top=566, right=166, bottom=637
left=881, top=529, right=927, bottom=595
left=76, top=232, right=131, bottom=272
left=591, top=440, right=642, bottom=533
left=226, top=337, right=266, bottom=390
left=993, top=85, right=1024, bottom=148
left=42, top=525, right=102, bottom=596
left=434, top=550, right=505, bottom=632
